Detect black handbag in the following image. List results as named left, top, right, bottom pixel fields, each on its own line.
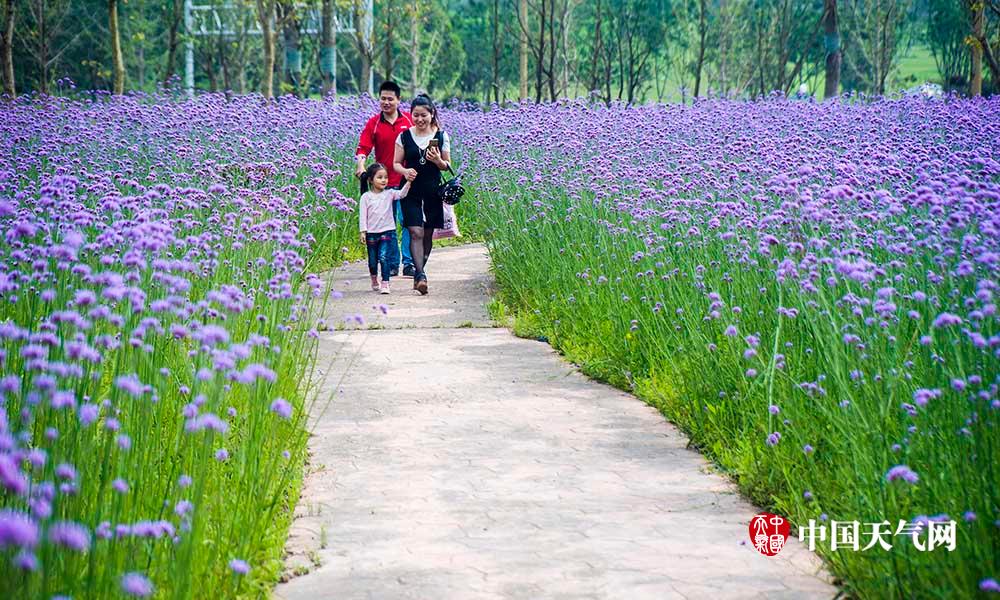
left=438, top=166, right=465, bottom=206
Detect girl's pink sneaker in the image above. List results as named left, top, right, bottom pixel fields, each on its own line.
left=370, top=275, right=379, bottom=291
left=379, top=281, right=390, bottom=295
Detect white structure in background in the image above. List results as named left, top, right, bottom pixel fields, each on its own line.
left=909, top=82, right=944, bottom=99
left=183, top=0, right=370, bottom=98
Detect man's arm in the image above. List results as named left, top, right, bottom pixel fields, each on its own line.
left=355, top=117, right=376, bottom=177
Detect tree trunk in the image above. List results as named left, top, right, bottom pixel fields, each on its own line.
left=237, top=10, right=249, bottom=94
left=876, top=0, right=894, bottom=96
left=981, top=34, right=1000, bottom=84
left=601, top=4, right=612, bottom=105
left=693, top=0, right=707, bottom=97
left=491, top=0, right=500, bottom=103
left=202, top=47, right=218, bottom=92
left=164, top=0, right=183, bottom=84
left=383, top=4, right=393, bottom=81
left=823, top=0, right=840, bottom=99
left=354, top=1, right=372, bottom=94
left=218, top=32, right=232, bottom=94
left=589, top=0, right=602, bottom=94
left=775, top=0, right=791, bottom=92
left=602, top=40, right=612, bottom=103
left=409, top=11, right=418, bottom=96
left=134, top=0, right=148, bottom=91
left=33, top=0, right=48, bottom=95
left=283, top=6, right=302, bottom=95
left=547, top=0, right=557, bottom=100
left=559, top=0, right=572, bottom=97
left=320, top=0, right=335, bottom=96
left=1, top=0, right=14, bottom=98
left=137, top=39, right=146, bottom=91
left=755, top=12, right=765, bottom=96
left=109, top=0, right=125, bottom=94
left=613, top=14, right=624, bottom=100
left=535, top=0, right=546, bottom=102
left=257, top=0, right=276, bottom=99
left=519, top=0, right=528, bottom=99
left=717, top=0, right=728, bottom=93
left=969, top=0, right=984, bottom=96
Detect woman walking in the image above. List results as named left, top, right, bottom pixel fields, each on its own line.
left=393, top=94, right=452, bottom=295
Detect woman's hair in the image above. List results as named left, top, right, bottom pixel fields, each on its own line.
left=410, top=93, right=440, bottom=127
left=359, top=162, right=388, bottom=194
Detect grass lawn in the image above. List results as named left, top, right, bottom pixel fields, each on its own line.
left=895, top=43, right=943, bottom=88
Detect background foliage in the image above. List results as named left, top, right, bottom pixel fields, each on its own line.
left=3, top=0, right=999, bottom=102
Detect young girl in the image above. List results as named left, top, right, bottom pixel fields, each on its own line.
left=359, top=163, right=410, bottom=294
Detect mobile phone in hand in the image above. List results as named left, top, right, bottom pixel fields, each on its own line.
left=427, top=138, right=439, bottom=150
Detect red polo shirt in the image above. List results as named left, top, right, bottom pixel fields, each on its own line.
left=356, top=111, right=413, bottom=187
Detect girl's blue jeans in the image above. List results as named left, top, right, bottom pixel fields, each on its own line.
left=366, top=230, right=397, bottom=281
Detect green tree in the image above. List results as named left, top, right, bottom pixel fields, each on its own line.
left=841, top=0, right=916, bottom=94
left=744, top=0, right=825, bottom=97
left=108, top=0, right=126, bottom=94
left=926, top=0, right=968, bottom=91
left=823, top=0, right=841, bottom=98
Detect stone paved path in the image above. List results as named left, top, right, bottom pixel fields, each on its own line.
left=276, top=244, right=836, bottom=600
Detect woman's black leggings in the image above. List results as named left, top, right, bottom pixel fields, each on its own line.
left=407, top=226, right=435, bottom=274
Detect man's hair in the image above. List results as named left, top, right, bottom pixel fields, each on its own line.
left=379, top=81, right=402, bottom=98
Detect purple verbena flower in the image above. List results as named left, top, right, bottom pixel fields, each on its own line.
left=121, top=572, right=155, bottom=598
left=229, top=559, right=250, bottom=575
left=885, top=465, right=919, bottom=485
left=270, top=398, right=293, bottom=420
left=0, top=509, right=39, bottom=549
left=48, top=521, right=91, bottom=551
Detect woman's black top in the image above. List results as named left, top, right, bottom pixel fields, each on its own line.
left=400, top=129, right=445, bottom=200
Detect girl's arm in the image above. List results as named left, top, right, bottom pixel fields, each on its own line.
left=358, top=194, right=369, bottom=232
left=394, top=180, right=412, bottom=199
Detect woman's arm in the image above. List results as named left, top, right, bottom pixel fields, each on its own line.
left=428, top=148, right=450, bottom=171
left=428, top=132, right=451, bottom=170
left=393, top=143, right=417, bottom=181
left=392, top=143, right=406, bottom=176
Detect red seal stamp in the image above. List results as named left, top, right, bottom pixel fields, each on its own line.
left=750, top=512, right=790, bottom=556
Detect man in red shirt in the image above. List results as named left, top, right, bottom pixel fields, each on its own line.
left=355, top=81, right=414, bottom=276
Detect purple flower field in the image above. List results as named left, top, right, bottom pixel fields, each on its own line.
left=450, top=95, right=999, bottom=597
left=1, top=91, right=998, bottom=597
left=0, top=94, right=367, bottom=598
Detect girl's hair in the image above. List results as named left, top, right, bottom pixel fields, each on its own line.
left=359, top=162, right=388, bottom=194
left=410, top=93, right=440, bottom=127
